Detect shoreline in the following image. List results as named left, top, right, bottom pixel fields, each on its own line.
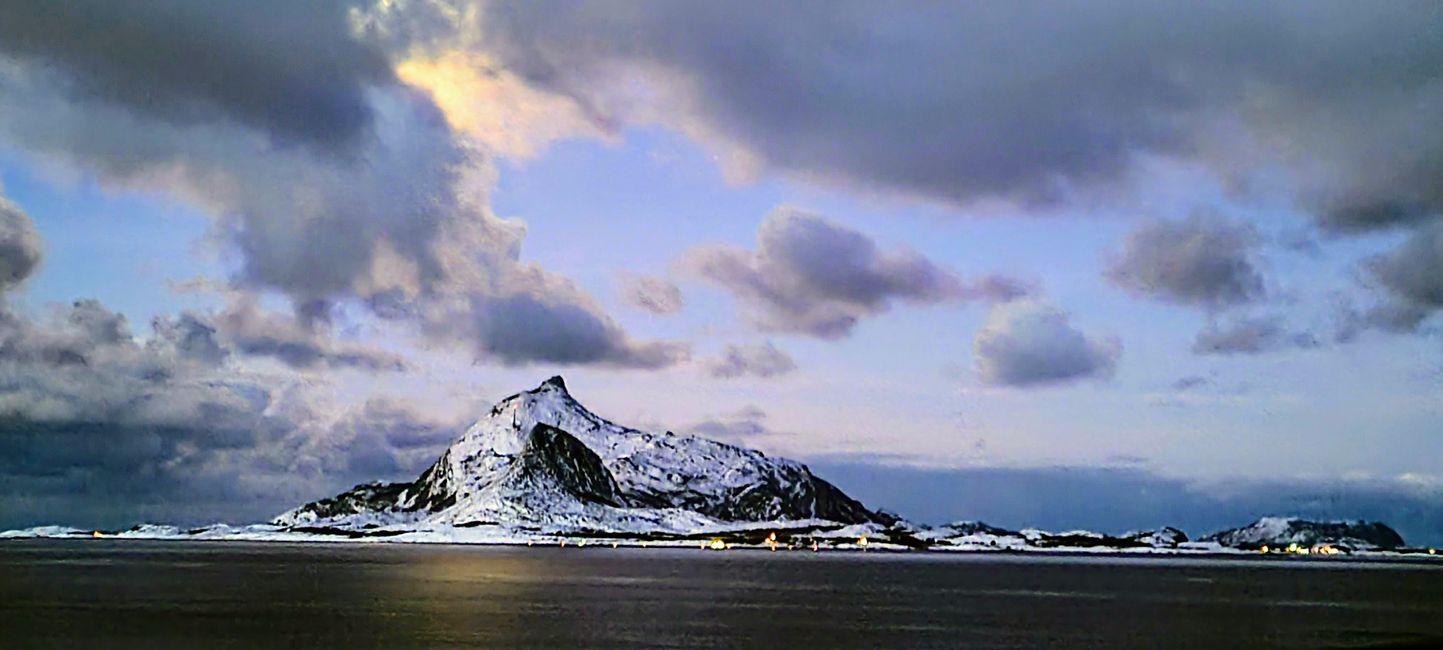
left=5, top=532, right=1440, bottom=566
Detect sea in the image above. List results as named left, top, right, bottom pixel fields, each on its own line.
left=1, top=540, right=1440, bottom=648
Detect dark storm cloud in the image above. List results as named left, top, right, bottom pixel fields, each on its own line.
left=683, top=207, right=1020, bottom=337
left=620, top=275, right=684, bottom=315
left=706, top=342, right=796, bottom=379
left=0, top=293, right=462, bottom=528
left=0, top=195, right=467, bottom=528
left=973, top=301, right=1120, bottom=387
left=0, top=0, right=392, bottom=152
left=1362, top=221, right=1443, bottom=333
left=474, top=0, right=1443, bottom=226
left=1192, top=316, right=1319, bottom=356
left=807, top=461, right=1443, bottom=546
left=1107, top=213, right=1265, bottom=310
left=0, top=395, right=464, bottom=529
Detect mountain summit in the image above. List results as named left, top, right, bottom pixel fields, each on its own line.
left=275, top=377, right=883, bottom=534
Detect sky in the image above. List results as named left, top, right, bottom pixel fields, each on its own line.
left=0, top=0, right=1439, bottom=543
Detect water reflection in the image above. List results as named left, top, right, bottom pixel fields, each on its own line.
left=1, top=541, right=1441, bottom=648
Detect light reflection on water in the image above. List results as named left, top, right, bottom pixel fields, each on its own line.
left=1, top=540, right=1441, bottom=648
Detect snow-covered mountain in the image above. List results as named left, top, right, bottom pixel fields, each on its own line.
left=1202, top=517, right=1405, bottom=550
left=275, top=376, right=884, bottom=535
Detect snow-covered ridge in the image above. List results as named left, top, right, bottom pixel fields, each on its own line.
left=1202, top=517, right=1406, bottom=551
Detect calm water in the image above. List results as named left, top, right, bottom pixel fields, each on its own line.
left=1, top=540, right=1440, bottom=649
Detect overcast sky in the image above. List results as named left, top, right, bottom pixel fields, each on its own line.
left=0, top=0, right=1438, bottom=542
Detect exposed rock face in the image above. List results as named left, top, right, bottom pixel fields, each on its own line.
left=275, top=377, right=883, bottom=533
left=1204, top=517, right=1405, bottom=550
left=508, top=423, right=625, bottom=508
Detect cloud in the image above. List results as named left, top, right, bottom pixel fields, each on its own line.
left=212, top=295, right=408, bottom=372
left=0, top=193, right=42, bottom=290
left=688, top=406, right=775, bottom=442
left=706, top=342, right=796, bottom=379
left=1107, top=213, right=1264, bottom=310
left=967, top=274, right=1037, bottom=303
left=1171, top=375, right=1211, bottom=392
left=683, top=207, right=1019, bottom=337
left=974, top=300, right=1120, bottom=387
left=149, top=312, right=230, bottom=366
left=0, top=12, right=679, bottom=370
left=462, top=293, right=689, bottom=368
left=1192, top=315, right=1319, bottom=356
left=470, top=1, right=1443, bottom=228
left=620, top=274, right=683, bottom=315
left=1361, top=221, right=1443, bottom=333
left=394, top=49, right=603, bottom=159
left=0, top=292, right=458, bottom=527
left=0, top=0, right=393, bottom=153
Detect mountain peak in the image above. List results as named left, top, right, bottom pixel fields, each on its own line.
left=274, top=375, right=884, bottom=532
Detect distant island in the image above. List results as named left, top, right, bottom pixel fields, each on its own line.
left=2, top=377, right=1435, bottom=558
